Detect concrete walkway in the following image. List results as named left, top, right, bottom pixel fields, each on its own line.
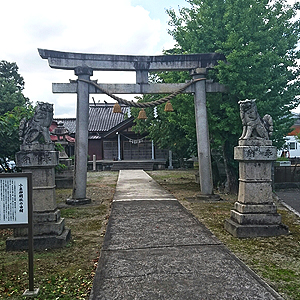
left=89, top=170, right=283, bottom=300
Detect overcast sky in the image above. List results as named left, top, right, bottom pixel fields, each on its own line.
left=0, top=0, right=189, bottom=118
left=1, top=0, right=299, bottom=118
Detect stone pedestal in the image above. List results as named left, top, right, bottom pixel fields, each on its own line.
left=224, top=140, right=288, bottom=238
left=6, top=143, right=71, bottom=251
left=55, top=156, right=74, bottom=189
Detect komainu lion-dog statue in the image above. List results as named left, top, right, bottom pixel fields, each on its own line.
left=19, top=102, right=53, bottom=145
left=239, top=99, right=273, bottom=140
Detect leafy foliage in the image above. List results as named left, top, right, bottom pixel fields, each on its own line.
left=0, top=61, right=28, bottom=115
left=0, top=106, right=34, bottom=171
left=167, top=0, right=300, bottom=148
left=132, top=90, right=197, bottom=166
left=0, top=60, right=33, bottom=171
left=134, top=0, right=300, bottom=192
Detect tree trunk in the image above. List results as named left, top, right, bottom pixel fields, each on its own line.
left=222, top=141, right=238, bottom=195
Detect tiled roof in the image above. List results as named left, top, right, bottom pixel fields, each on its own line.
left=53, top=118, right=76, bottom=134
left=54, top=103, right=128, bottom=134
left=88, top=103, right=126, bottom=132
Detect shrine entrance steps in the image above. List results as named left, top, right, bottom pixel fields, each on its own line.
left=87, top=160, right=167, bottom=171
left=111, top=161, right=155, bottom=171
left=89, top=170, right=283, bottom=300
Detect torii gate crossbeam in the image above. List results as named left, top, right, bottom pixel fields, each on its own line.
left=39, top=49, right=226, bottom=204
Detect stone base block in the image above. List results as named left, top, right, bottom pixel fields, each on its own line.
left=14, top=218, right=66, bottom=237
left=234, top=145, right=276, bottom=160
left=23, top=288, right=40, bottom=297
left=6, top=228, right=71, bottom=251
left=238, top=181, right=273, bottom=204
left=66, top=198, right=91, bottom=205
left=55, top=176, right=73, bottom=189
left=16, top=149, right=58, bottom=167
left=230, top=210, right=282, bottom=225
left=194, top=194, right=221, bottom=201
left=33, top=188, right=57, bottom=211
left=234, top=202, right=277, bottom=214
left=34, top=218, right=65, bottom=236
left=238, top=139, right=272, bottom=146
left=33, top=210, right=61, bottom=223
left=224, top=218, right=289, bottom=238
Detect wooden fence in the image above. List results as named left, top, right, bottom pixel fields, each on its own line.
left=274, top=166, right=300, bottom=183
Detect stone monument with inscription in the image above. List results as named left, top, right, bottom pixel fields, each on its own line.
left=6, top=102, right=71, bottom=250
left=224, top=99, right=289, bottom=237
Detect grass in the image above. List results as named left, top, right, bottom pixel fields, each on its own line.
left=0, top=229, right=98, bottom=299
left=0, top=171, right=118, bottom=300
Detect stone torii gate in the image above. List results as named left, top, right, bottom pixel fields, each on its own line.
left=39, top=49, right=226, bottom=204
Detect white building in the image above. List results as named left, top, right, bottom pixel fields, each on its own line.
left=278, top=135, right=300, bottom=158
left=277, top=114, right=300, bottom=158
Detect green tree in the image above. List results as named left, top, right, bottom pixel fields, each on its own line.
left=0, top=61, right=33, bottom=172
left=132, top=73, right=197, bottom=167
left=0, top=61, right=28, bottom=115
left=137, top=0, right=300, bottom=193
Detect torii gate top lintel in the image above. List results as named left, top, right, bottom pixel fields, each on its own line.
left=38, top=48, right=225, bottom=72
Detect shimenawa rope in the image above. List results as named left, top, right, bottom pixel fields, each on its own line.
left=78, top=78, right=206, bottom=108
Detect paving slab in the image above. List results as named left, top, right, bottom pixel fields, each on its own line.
left=103, top=200, right=220, bottom=251
left=90, top=170, right=283, bottom=300
left=113, top=169, right=176, bottom=201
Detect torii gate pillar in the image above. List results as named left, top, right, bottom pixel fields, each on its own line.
left=191, top=68, right=214, bottom=196
left=66, top=66, right=93, bottom=205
